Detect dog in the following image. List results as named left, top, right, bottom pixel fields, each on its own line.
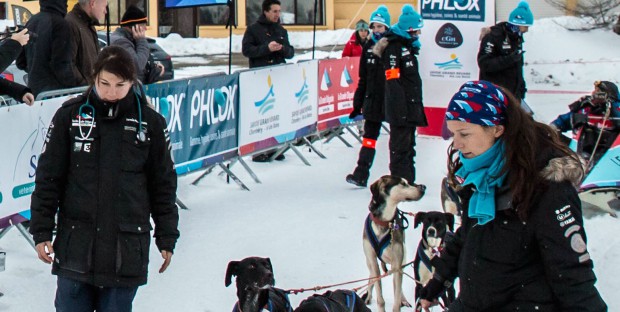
left=412, top=211, right=455, bottom=309
left=294, top=289, right=370, bottom=312
left=362, top=175, right=426, bottom=312
left=440, top=177, right=461, bottom=216
left=225, top=257, right=293, bottom=312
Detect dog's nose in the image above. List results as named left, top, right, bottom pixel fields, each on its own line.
left=428, top=227, right=437, bottom=237
left=418, top=184, right=427, bottom=193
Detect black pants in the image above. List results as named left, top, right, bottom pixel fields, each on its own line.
left=389, top=125, right=416, bottom=184
left=55, top=276, right=138, bottom=312
left=350, top=120, right=382, bottom=183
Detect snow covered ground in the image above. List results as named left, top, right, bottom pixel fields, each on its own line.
left=0, top=16, right=619, bottom=311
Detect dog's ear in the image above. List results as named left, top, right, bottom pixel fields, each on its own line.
left=369, top=180, right=385, bottom=209
left=266, top=257, right=273, bottom=273
left=225, top=261, right=240, bottom=287
left=414, top=212, right=426, bottom=228
left=444, top=213, right=455, bottom=232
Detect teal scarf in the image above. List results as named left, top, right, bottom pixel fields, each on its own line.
left=456, top=140, right=507, bottom=225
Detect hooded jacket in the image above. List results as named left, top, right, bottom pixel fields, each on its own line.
left=373, top=33, right=427, bottom=127
left=477, top=22, right=526, bottom=100
left=16, top=0, right=78, bottom=96
left=110, top=27, right=151, bottom=83
left=341, top=31, right=366, bottom=58
left=30, top=87, right=179, bottom=288
left=66, top=3, right=100, bottom=86
left=351, top=38, right=385, bottom=123
left=431, top=146, right=607, bottom=311
left=241, top=14, right=294, bottom=68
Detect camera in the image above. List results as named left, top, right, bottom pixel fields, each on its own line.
left=1, top=25, right=37, bottom=41
left=274, top=36, right=285, bottom=44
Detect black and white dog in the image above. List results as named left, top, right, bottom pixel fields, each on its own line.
left=412, top=211, right=455, bottom=309
left=225, top=257, right=293, bottom=312
left=362, top=175, right=426, bottom=312
left=294, top=289, right=370, bottom=312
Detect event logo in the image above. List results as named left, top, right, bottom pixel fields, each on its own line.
left=190, top=85, right=237, bottom=128
left=340, top=66, right=354, bottom=87
left=11, top=117, right=47, bottom=200
left=434, top=54, right=463, bottom=70
left=320, top=68, right=332, bottom=91
left=435, top=23, right=463, bottom=48
left=255, top=75, right=276, bottom=115
left=421, top=0, right=485, bottom=22
left=295, top=69, right=310, bottom=106
left=150, top=92, right=185, bottom=133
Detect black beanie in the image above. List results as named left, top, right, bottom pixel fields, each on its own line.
left=597, top=81, right=619, bottom=102
left=120, top=5, right=147, bottom=27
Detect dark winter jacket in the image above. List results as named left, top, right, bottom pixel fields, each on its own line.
left=0, top=78, right=31, bottom=102
left=478, top=22, right=526, bottom=100
left=241, top=14, right=294, bottom=68
left=110, top=27, right=153, bottom=84
left=66, top=3, right=100, bottom=86
left=351, top=39, right=384, bottom=123
left=341, top=32, right=366, bottom=58
left=431, top=150, right=607, bottom=311
left=16, top=0, right=77, bottom=97
left=30, top=87, right=179, bottom=288
left=0, top=38, right=22, bottom=71
left=374, top=34, right=427, bottom=128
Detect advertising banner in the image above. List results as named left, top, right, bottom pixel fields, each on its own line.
left=238, top=61, right=318, bottom=156
left=418, top=0, right=495, bottom=135
left=0, top=98, right=66, bottom=222
left=145, top=73, right=239, bottom=174
left=317, top=57, right=360, bottom=131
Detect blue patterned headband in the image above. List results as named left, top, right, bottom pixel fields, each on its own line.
left=445, top=80, right=509, bottom=126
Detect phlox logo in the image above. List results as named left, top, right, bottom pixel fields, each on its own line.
left=150, top=92, right=185, bottom=133
left=295, top=69, right=309, bottom=106
left=255, top=75, right=276, bottom=115
left=421, top=0, right=485, bottom=22
left=190, top=85, right=237, bottom=128
left=434, top=54, right=463, bottom=70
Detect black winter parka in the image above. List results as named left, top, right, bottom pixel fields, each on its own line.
left=241, top=14, right=294, bottom=68
left=351, top=39, right=385, bottom=123
left=477, top=22, right=526, bottom=100
left=374, top=34, right=427, bottom=128
left=0, top=39, right=31, bottom=102
left=30, top=87, right=179, bottom=288
left=432, top=153, right=607, bottom=311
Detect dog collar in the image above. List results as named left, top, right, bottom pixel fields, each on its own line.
left=370, top=213, right=392, bottom=228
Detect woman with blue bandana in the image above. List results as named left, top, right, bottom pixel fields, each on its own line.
left=418, top=81, right=606, bottom=311
left=372, top=4, right=426, bottom=185
left=346, top=5, right=391, bottom=187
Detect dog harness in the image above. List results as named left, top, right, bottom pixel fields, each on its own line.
left=308, top=290, right=358, bottom=312
left=417, top=242, right=434, bottom=273
left=232, top=288, right=292, bottom=312
left=365, top=210, right=408, bottom=262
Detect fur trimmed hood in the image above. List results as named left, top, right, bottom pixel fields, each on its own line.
left=372, top=37, right=389, bottom=57
left=540, top=155, right=584, bottom=187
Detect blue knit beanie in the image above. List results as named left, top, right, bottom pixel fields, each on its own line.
left=445, top=81, right=509, bottom=126
left=508, top=1, right=534, bottom=26
left=355, top=19, right=369, bottom=31
left=394, top=4, right=424, bottom=32
left=369, top=5, right=391, bottom=28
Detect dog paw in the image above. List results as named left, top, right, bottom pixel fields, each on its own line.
left=401, top=298, right=412, bottom=308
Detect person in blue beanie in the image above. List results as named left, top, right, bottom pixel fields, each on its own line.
left=478, top=1, right=532, bottom=102
left=372, top=4, right=426, bottom=185
left=345, top=5, right=390, bottom=187
left=418, top=81, right=607, bottom=312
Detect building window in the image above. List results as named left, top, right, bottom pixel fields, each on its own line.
left=107, top=0, right=148, bottom=25
left=246, top=0, right=324, bottom=26
left=198, top=4, right=233, bottom=26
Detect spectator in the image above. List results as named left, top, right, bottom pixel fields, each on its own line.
left=0, top=28, right=34, bottom=105
left=341, top=19, right=369, bottom=58
left=16, top=0, right=78, bottom=97
left=242, top=0, right=294, bottom=162
left=419, top=80, right=607, bottom=312
left=345, top=6, right=390, bottom=187
left=111, top=5, right=165, bottom=84
left=66, top=0, right=107, bottom=86
left=478, top=1, right=533, bottom=101
left=374, top=4, right=426, bottom=184
left=29, top=46, right=179, bottom=312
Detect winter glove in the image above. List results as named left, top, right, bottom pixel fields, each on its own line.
left=509, top=50, right=523, bottom=63
left=418, top=276, right=447, bottom=301
left=349, top=108, right=362, bottom=119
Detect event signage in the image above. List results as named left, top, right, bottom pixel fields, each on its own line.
left=421, top=0, right=486, bottom=22
left=316, top=57, right=360, bottom=131
left=165, top=0, right=227, bottom=9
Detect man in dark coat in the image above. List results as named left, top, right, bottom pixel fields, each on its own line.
left=374, top=4, right=427, bottom=185
left=242, top=0, right=294, bottom=162
left=66, top=0, right=107, bottom=86
left=477, top=1, right=533, bottom=100
left=16, top=0, right=78, bottom=97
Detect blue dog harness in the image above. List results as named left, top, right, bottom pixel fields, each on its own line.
left=364, top=210, right=409, bottom=263
left=309, top=290, right=358, bottom=312
left=232, top=288, right=292, bottom=312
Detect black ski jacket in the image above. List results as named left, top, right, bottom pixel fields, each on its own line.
left=242, top=14, right=294, bottom=68
left=374, top=34, right=427, bottom=128
left=0, top=39, right=31, bottom=102
left=351, top=39, right=385, bottom=123
left=477, top=22, right=526, bottom=100
left=431, top=150, right=607, bottom=311
left=16, top=0, right=77, bottom=97
left=30, top=87, right=179, bottom=287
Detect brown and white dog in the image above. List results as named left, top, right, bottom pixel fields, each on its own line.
left=362, top=175, right=426, bottom=312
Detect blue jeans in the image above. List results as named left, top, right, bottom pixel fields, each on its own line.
left=55, top=276, right=138, bottom=312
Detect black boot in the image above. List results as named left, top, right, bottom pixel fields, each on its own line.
left=346, top=174, right=367, bottom=187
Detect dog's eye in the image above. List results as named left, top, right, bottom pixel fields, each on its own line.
left=248, top=264, right=255, bottom=270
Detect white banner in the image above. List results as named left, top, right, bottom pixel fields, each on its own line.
left=0, top=97, right=68, bottom=219
left=238, top=61, right=318, bottom=155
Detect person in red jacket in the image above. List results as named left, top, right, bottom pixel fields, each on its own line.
left=342, top=19, right=369, bottom=58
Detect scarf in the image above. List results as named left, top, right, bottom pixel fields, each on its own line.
left=456, top=140, right=507, bottom=225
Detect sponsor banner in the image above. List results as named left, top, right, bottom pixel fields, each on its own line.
left=0, top=98, right=67, bottom=221
left=317, top=57, right=360, bottom=130
left=417, top=0, right=495, bottom=136
left=238, top=61, right=318, bottom=155
left=145, top=73, right=240, bottom=174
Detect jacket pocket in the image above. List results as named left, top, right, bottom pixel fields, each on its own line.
left=121, top=130, right=150, bottom=173
left=116, top=223, right=152, bottom=277
left=54, top=219, right=94, bottom=274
